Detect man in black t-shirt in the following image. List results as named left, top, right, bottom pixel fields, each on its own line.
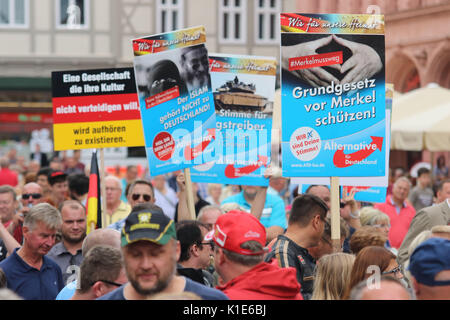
left=265, top=194, right=328, bottom=300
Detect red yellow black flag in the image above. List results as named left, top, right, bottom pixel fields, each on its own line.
left=87, top=150, right=102, bottom=234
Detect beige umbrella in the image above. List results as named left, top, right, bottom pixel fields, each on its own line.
left=391, top=100, right=450, bottom=151
left=391, top=83, right=450, bottom=133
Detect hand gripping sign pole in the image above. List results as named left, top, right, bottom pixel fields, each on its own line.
left=330, top=176, right=341, bottom=253
left=184, top=168, right=197, bottom=220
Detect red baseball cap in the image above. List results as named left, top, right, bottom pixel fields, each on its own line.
left=212, top=210, right=266, bottom=256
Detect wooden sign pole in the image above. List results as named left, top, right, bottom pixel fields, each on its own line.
left=99, top=149, right=107, bottom=228
left=330, top=176, right=341, bottom=253
left=183, top=168, right=196, bottom=220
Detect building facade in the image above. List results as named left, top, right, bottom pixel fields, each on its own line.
left=0, top=0, right=296, bottom=142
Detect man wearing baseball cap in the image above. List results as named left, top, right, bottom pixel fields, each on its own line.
left=409, top=237, right=450, bottom=300
left=98, top=203, right=228, bottom=300
left=213, top=210, right=303, bottom=300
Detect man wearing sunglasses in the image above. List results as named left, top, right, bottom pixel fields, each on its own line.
left=176, top=221, right=215, bottom=287
left=127, top=179, right=155, bottom=206
left=71, top=245, right=127, bottom=300
left=107, top=179, right=155, bottom=232
left=9, top=183, right=45, bottom=244
left=21, top=183, right=44, bottom=208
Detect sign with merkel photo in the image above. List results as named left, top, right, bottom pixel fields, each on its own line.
left=132, top=26, right=216, bottom=176
left=52, top=67, right=144, bottom=150
left=190, top=54, right=277, bottom=186
left=280, top=13, right=386, bottom=177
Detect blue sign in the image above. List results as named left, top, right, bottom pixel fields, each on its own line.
left=281, top=14, right=386, bottom=177
left=342, top=186, right=387, bottom=203
left=132, top=27, right=217, bottom=176
left=190, top=54, right=277, bottom=186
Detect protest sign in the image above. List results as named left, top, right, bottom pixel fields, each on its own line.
left=294, top=84, right=393, bottom=202
left=190, top=54, right=277, bottom=186
left=299, top=183, right=383, bottom=204
left=52, top=67, right=144, bottom=150
left=280, top=13, right=386, bottom=177
left=132, top=26, right=216, bottom=176
left=341, top=186, right=386, bottom=203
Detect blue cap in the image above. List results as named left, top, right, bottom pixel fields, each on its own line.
left=408, top=237, right=450, bottom=287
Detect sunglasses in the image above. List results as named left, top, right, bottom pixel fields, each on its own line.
left=201, top=242, right=215, bottom=250
left=382, top=265, right=403, bottom=276
left=22, top=193, right=42, bottom=200
left=91, top=280, right=123, bottom=287
left=131, top=193, right=152, bottom=202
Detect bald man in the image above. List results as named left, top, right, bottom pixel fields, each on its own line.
left=55, top=228, right=122, bottom=300
left=350, top=276, right=413, bottom=300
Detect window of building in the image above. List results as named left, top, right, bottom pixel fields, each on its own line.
left=156, top=0, right=184, bottom=33
left=254, top=0, right=280, bottom=44
left=219, top=0, right=247, bottom=44
left=0, top=0, right=28, bottom=28
left=56, top=0, right=89, bottom=29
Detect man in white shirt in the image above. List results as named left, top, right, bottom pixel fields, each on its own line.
left=152, top=175, right=178, bottom=220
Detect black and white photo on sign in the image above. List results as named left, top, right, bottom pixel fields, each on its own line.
left=134, top=44, right=211, bottom=100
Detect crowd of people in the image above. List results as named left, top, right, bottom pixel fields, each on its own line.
left=0, top=147, right=449, bottom=301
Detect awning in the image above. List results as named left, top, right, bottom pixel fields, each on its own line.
left=391, top=84, right=450, bottom=151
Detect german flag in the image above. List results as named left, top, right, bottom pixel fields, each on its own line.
left=87, top=150, right=102, bottom=234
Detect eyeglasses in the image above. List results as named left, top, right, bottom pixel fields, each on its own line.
left=382, top=265, right=403, bottom=276
left=131, top=193, right=152, bottom=202
left=91, top=280, right=124, bottom=287
left=201, top=242, right=215, bottom=250
left=22, top=193, right=42, bottom=200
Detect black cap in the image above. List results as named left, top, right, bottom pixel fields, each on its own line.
left=48, top=170, right=68, bottom=185
left=121, top=204, right=176, bottom=247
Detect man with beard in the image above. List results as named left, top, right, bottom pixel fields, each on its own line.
left=47, top=200, right=86, bottom=284
left=98, top=203, right=227, bottom=300
left=221, top=185, right=287, bottom=243
left=180, top=44, right=211, bottom=91
left=0, top=203, right=64, bottom=299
